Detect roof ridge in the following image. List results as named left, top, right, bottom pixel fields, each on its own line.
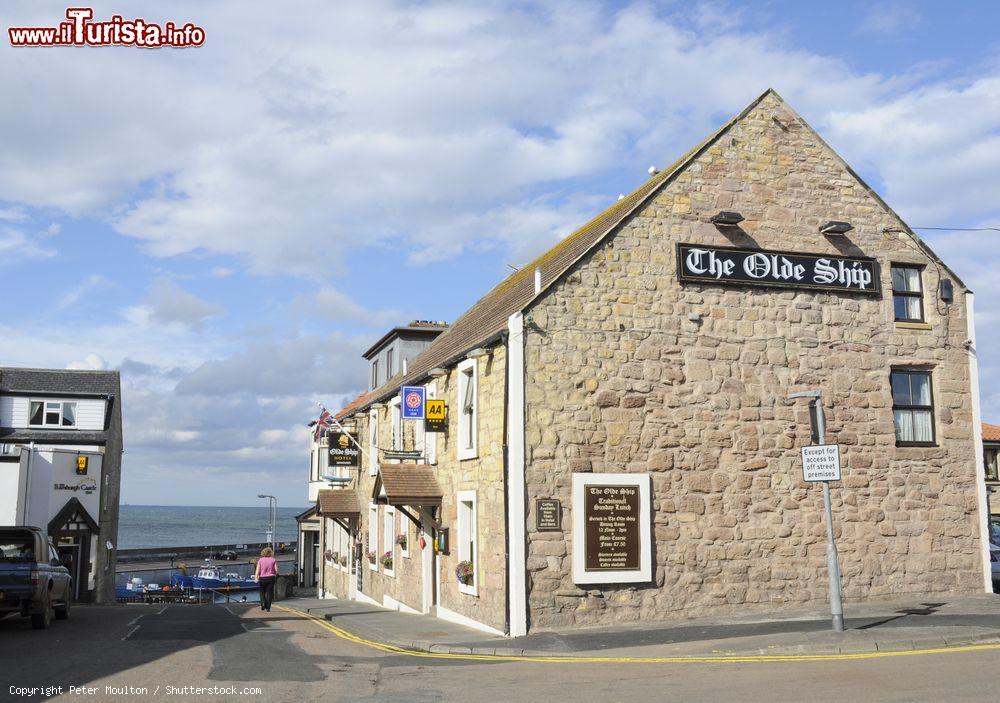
left=347, top=88, right=777, bottom=413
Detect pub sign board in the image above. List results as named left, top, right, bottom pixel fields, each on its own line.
left=676, top=243, right=881, bottom=295
left=572, top=473, right=651, bottom=585
left=327, top=431, right=360, bottom=468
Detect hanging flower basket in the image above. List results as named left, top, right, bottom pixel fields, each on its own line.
left=455, top=560, right=474, bottom=585
left=329, top=551, right=339, bottom=564
left=340, top=555, right=348, bottom=567
left=368, top=550, right=377, bottom=564
left=324, top=549, right=334, bottom=562
left=380, top=551, right=394, bottom=569
left=396, top=534, right=407, bottom=550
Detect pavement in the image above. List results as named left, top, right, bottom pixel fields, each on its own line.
left=283, top=592, right=1000, bottom=657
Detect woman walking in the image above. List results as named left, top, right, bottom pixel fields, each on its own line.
left=255, top=547, right=279, bottom=612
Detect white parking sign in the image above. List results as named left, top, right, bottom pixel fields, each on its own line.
left=801, top=444, right=842, bottom=482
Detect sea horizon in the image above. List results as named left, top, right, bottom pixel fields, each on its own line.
left=117, top=504, right=306, bottom=550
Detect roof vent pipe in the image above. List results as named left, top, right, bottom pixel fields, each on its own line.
left=534, top=268, right=541, bottom=295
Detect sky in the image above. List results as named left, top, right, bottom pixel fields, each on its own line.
left=1, top=0, right=999, bottom=507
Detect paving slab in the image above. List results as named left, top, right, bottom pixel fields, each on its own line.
left=281, top=592, right=1000, bottom=658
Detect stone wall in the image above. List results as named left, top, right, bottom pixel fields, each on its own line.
left=329, top=345, right=509, bottom=632
left=521, top=92, right=984, bottom=630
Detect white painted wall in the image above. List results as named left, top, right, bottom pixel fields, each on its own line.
left=0, top=396, right=106, bottom=430
left=0, top=461, right=26, bottom=524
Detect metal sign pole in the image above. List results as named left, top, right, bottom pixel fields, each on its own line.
left=813, top=398, right=845, bottom=632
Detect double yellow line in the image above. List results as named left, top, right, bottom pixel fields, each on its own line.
left=275, top=604, right=1000, bottom=664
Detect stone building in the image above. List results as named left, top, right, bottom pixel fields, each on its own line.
left=312, top=89, right=991, bottom=635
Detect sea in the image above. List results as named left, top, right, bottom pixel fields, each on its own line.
left=118, top=505, right=305, bottom=550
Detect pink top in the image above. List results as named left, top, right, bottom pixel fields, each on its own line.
left=257, top=556, right=278, bottom=578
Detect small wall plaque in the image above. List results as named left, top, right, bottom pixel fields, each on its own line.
left=535, top=499, right=562, bottom=531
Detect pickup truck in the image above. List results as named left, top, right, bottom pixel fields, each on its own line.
left=0, top=527, right=72, bottom=629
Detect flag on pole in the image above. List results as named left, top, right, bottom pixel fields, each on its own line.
left=309, top=405, right=334, bottom=441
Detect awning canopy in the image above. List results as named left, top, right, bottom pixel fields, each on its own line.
left=316, top=489, right=361, bottom=518
left=372, top=463, right=443, bottom=507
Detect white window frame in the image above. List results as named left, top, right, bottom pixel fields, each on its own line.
left=29, top=399, right=77, bottom=428
left=371, top=359, right=379, bottom=390
left=368, top=409, right=379, bottom=476
left=383, top=506, right=395, bottom=578
left=390, top=397, right=402, bottom=451
left=424, top=382, right=437, bottom=465
left=457, top=359, right=478, bottom=460
left=457, top=490, right=478, bottom=596
left=368, top=504, right=378, bottom=571
left=386, top=348, right=394, bottom=377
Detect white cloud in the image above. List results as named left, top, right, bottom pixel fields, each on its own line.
left=56, top=273, right=110, bottom=310
left=0, top=226, right=57, bottom=263
left=0, top=0, right=886, bottom=277
left=66, top=352, right=108, bottom=371
left=143, top=278, right=223, bottom=331
left=857, top=2, right=923, bottom=36
left=295, top=285, right=401, bottom=326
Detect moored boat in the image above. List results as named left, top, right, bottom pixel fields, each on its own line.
left=189, top=564, right=258, bottom=591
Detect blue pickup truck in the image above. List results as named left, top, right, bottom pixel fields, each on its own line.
left=0, top=527, right=72, bottom=629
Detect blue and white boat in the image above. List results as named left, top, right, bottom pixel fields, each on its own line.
left=189, top=564, right=259, bottom=591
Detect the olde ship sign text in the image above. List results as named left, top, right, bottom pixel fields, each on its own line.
left=677, top=243, right=880, bottom=294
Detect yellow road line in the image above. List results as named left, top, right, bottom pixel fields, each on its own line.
left=274, top=604, right=1000, bottom=664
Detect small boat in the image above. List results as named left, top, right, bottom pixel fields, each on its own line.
left=189, top=564, right=259, bottom=591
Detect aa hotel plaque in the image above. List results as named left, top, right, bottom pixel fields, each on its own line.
left=572, top=473, right=651, bottom=584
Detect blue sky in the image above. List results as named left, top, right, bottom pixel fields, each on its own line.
left=1, top=0, right=999, bottom=506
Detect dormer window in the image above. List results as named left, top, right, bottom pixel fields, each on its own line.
left=29, top=400, right=77, bottom=428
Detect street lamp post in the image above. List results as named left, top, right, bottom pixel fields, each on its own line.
left=257, top=494, right=277, bottom=553
left=789, top=390, right=845, bottom=633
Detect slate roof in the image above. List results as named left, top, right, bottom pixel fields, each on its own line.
left=0, top=367, right=120, bottom=396
left=373, top=464, right=443, bottom=507
left=316, top=489, right=362, bottom=517
left=985, top=423, right=1000, bottom=444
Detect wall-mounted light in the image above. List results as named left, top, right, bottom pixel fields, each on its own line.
left=710, top=211, right=744, bottom=227
left=820, top=221, right=853, bottom=236
left=428, top=367, right=447, bottom=378
left=466, top=347, right=489, bottom=359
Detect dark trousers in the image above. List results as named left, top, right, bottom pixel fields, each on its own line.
left=259, top=576, right=276, bottom=610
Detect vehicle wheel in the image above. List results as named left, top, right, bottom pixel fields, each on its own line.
left=31, top=597, right=52, bottom=630
left=55, top=596, right=70, bottom=620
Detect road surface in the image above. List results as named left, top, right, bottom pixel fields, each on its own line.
left=2, top=601, right=999, bottom=702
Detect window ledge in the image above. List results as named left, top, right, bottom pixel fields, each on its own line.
left=458, top=583, right=478, bottom=597
left=895, top=321, right=932, bottom=331
left=895, top=442, right=938, bottom=448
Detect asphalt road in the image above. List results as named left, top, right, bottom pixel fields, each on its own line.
left=2, top=602, right=1000, bottom=702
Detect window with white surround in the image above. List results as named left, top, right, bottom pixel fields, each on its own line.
left=386, top=348, right=394, bottom=377
left=390, top=397, right=402, bottom=451
left=457, top=359, right=478, bottom=460
left=371, top=360, right=379, bottom=390
left=368, top=410, right=379, bottom=476
left=368, top=504, right=378, bottom=571
left=29, top=400, right=77, bottom=428
left=457, top=490, right=478, bottom=596
left=383, top=506, right=395, bottom=577
left=891, top=369, right=935, bottom=446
